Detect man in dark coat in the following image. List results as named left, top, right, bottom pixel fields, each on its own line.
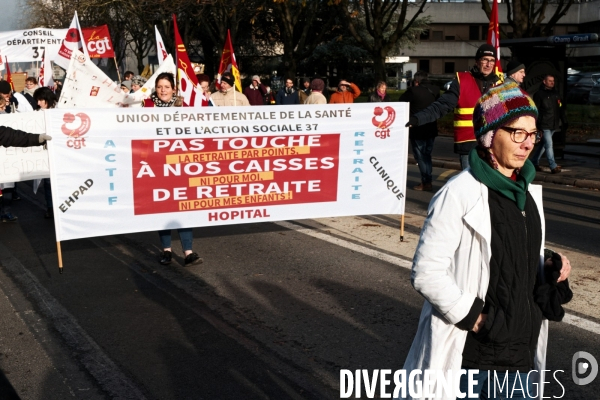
left=399, top=71, right=439, bottom=191
left=405, top=44, right=502, bottom=169
left=530, top=74, right=567, bottom=174
left=0, top=125, right=51, bottom=221
left=275, top=78, right=300, bottom=105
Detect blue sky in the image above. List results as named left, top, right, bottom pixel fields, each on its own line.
left=0, top=0, right=25, bottom=31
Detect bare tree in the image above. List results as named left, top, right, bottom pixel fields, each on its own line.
left=481, top=0, right=576, bottom=38
left=337, top=0, right=429, bottom=84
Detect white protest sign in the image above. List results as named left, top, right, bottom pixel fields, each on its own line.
left=0, top=28, right=67, bottom=62
left=46, top=103, right=409, bottom=242
left=58, top=50, right=176, bottom=108
left=0, top=112, right=49, bottom=183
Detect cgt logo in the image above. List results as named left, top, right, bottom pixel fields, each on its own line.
left=372, top=106, right=396, bottom=139
left=62, top=112, right=91, bottom=150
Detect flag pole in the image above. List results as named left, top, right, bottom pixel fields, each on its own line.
left=113, top=57, right=122, bottom=83
left=400, top=214, right=405, bottom=242
left=57, top=241, right=64, bottom=274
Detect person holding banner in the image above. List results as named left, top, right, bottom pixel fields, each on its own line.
left=403, top=82, right=572, bottom=399
left=0, top=125, right=52, bottom=222
left=34, top=87, right=58, bottom=218
left=142, top=72, right=202, bottom=266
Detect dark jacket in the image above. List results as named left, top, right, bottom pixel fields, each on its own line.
left=460, top=190, right=571, bottom=371
left=369, top=91, right=391, bottom=102
left=21, top=91, right=39, bottom=110
left=243, top=84, right=268, bottom=106
left=3, top=94, right=18, bottom=113
left=533, top=86, right=566, bottom=131
left=413, top=66, right=500, bottom=154
left=275, top=88, right=300, bottom=105
left=0, top=126, right=41, bottom=147
left=399, top=81, right=440, bottom=140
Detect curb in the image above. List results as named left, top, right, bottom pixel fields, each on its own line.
left=407, top=156, right=600, bottom=190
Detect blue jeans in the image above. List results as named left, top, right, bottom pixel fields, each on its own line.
left=459, top=370, right=534, bottom=399
left=531, top=129, right=557, bottom=170
left=460, top=154, right=470, bottom=170
left=410, top=138, right=435, bottom=184
left=158, top=228, right=193, bottom=251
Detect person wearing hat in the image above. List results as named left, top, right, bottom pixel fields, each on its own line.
left=406, top=44, right=503, bottom=169
left=120, top=80, right=132, bottom=94
left=130, top=75, right=147, bottom=94
left=243, top=74, right=267, bottom=106
left=304, top=79, right=327, bottom=104
left=211, top=72, right=250, bottom=106
left=0, top=80, right=34, bottom=113
left=505, top=59, right=526, bottom=85
left=403, top=81, right=573, bottom=399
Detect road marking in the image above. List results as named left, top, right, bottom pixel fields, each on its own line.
left=277, top=220, right=600, bottom=336
left=437, top=170, right=457, bottom=181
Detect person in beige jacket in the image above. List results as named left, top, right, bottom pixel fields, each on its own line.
left=211, top=72, right=250, bottom=107
left=304, top=78, right=327, bottom=104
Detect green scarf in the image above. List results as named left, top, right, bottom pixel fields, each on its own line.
left=468, top=148, right=536, bottom=211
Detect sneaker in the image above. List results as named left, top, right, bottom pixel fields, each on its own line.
left=1, top=213, right=18, bottom=222
left=13, top=195, right=21, bottom=201
left=413, top=183, right=433, bottom=191
left=184, top=252, right=203, bottom=266
left=551, top=166, right=562, bottom=174
left=159, top=250, right=172, bottom=265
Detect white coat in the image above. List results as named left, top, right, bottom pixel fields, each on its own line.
left=402, top=170, right=548, bottom=400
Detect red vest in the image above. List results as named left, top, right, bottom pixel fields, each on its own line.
left=453, top=72, right=482, bottom=144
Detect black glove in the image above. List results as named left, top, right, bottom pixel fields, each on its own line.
left=405, top=116, right=418, bottom=128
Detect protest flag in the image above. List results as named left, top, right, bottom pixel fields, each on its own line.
left=55, top=11, right=89, bottom=70
left=216, top=30, right=242, bottom=92
left=81, top=25, right=115, bottom=59
left=172, top=14, right=206, bottom=107
left=4, top=57, right=14, bottom=91
left=155, top=26, right=168, bottom=65
left=39, top=54, right=54, bottom=89
left=487, top=0, right=503, bottom=75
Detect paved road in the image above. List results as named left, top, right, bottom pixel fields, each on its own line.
left=0, top=163, right=599, bottom=399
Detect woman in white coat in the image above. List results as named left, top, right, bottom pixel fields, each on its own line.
left=403, top=81, right=573, bottom=400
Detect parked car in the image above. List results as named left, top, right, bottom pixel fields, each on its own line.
left=566, top=72, right=600, bottom=103
left=588, top=76, right=600, bottom=105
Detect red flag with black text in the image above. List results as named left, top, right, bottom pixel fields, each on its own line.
left=487, top=0, right=503, bottom=74
left=173, top=14, right=206, bottom=107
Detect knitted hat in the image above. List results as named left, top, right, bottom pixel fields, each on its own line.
left=251, top=75, right=260, bottom=82
left=476, top=44, right=496, bottom=60
left=131, top=75, right=147, bottom=86
left=0, top=80, right=12, bottom=94
left=221, top=72, right=234, bottom=87
left=473, top=81, right=538, bottom=148
left=120, top=80, right=131, bottom=90
left=310, top=78, right=324, bottom=91
left=506, top=59, right=525, bottom=76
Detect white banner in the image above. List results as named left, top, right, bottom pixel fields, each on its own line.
left=0, top=28, right=67, bottom=62
left=0, top=112, right=49, bottom=183
left=58, top=50, right=176, bottom=108
left=46, top=103, right=409, bottom=241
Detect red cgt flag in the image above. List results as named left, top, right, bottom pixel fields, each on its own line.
left=216, top=30, right=242, bottom=92
left=173, top=14, right=206, bottom=107
left=81, top=25, right=115, bottom=59
left=487, top=0, right=503, bottom=74
left=4, top=57, right=14, bottom=91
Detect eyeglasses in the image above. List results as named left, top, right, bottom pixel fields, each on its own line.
left=500, top=126, right=541, bottom=143
left=479, top=58, right=496, bottom=65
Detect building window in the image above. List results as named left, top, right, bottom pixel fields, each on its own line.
left=445, top=36, right=455, bottom=41
left=481, top=25, right=488, bottom=41
left=419, top=60, right=430, bottom=73
left=420, top=29, right=430, bottom=40
left=469, top=25, right=480, bottom=40
left=444, top=62, right=455, bottom=74
left=432, top=31, right=443, bottom=41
